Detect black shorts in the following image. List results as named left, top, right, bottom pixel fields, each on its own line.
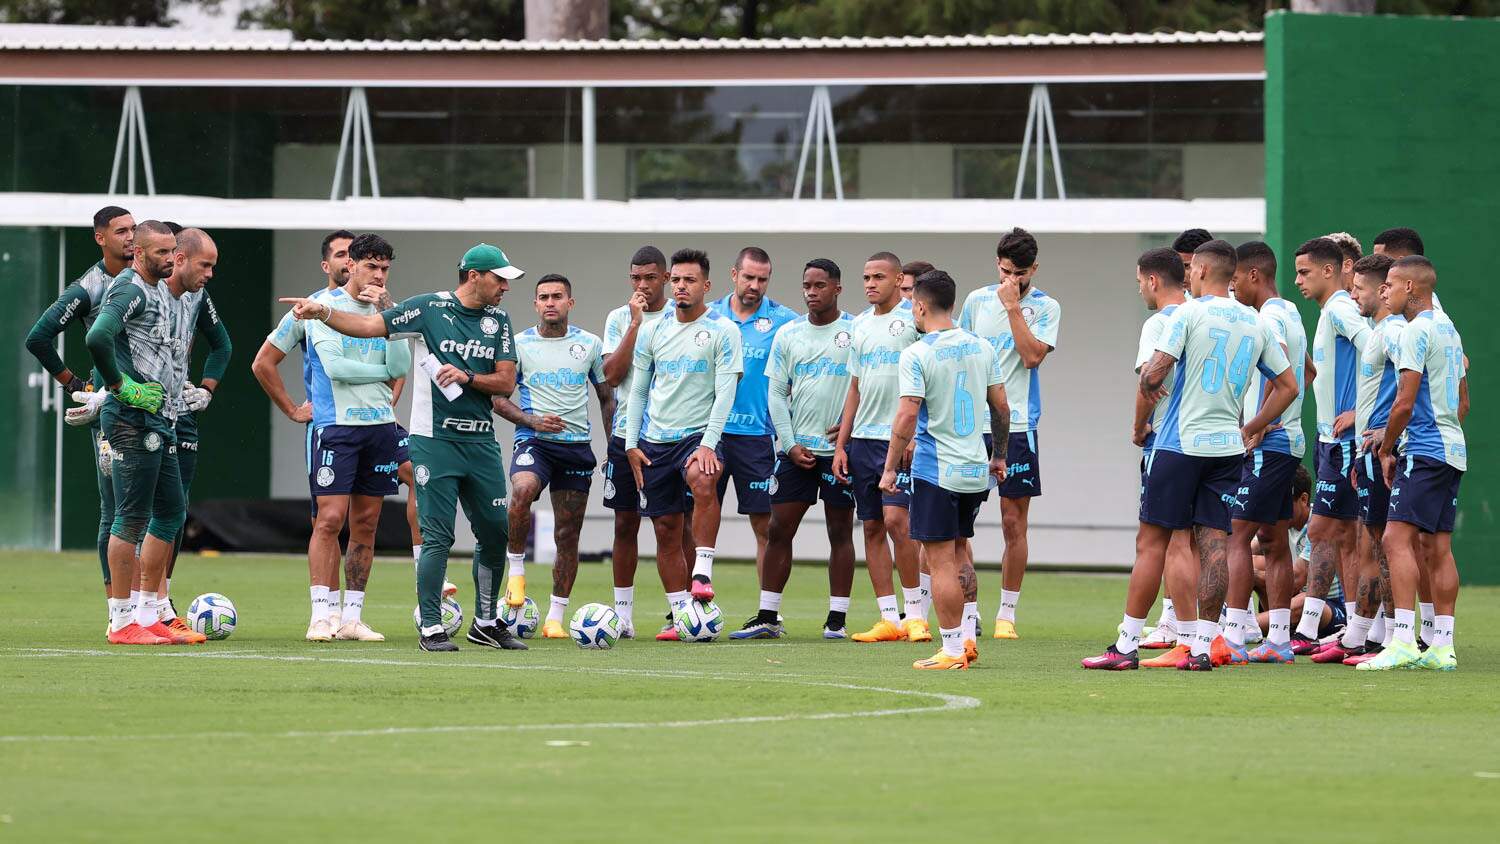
left=639, top=434, right=721, bottom=518
left=1387, top=454, right=1462, bottom=534
left=1139, top=449, right=1241, bottom=532
left=310, top=423, right=401, bottom=498
left=394, top=423, right=411, bottom=465
left=984, top=431, right=1041, bottom=499
left=847, top=438, right=910, bottom=522
left=1356, top=450, right=1392, bottom=527
left=1230, top=449, right=1300, bottom=525
left=771, top=453, right=855, bottom=508
left=603, top=435, right=638, bottom=512
left=1313, top=440, right=1359, bottom=520
left=909, top=478, right=987, bottom=542
left=510, top=437, right=596, bottom=493
left=715, top=433, right=776, bottom=515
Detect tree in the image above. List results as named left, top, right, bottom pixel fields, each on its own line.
left=236, top=0, right=524, bottom=40
left=0, top=0, right=176, bottom=25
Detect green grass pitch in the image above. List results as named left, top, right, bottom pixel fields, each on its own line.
left=3, top=549, right=1499, bottom=841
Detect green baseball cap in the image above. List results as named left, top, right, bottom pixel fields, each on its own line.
left=459, top=243, right=525, bottom=280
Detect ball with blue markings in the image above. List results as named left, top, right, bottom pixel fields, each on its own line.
left=674, top=599, right=723, bottom=643
left=500, top=596, right=540, bottom=639
left=187, top=592, right=237, bottom=640
left=412, top=597, right=464, bottom=637
left=569, top=602, right=622, bottom=650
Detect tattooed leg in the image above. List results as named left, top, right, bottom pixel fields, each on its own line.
left=507, top=472, right=543, bottom=557
left=550, top=488, right=588, bottom=600
left=1193, top=525, right=1229, bottom=623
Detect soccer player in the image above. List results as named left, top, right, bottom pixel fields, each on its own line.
left=624, top=248, right=742, bottom=620
left=24, top=205, right=134, bottom=604
left=835, top=252, right=927, bottom=644
left=884, top=270, right=1008, bottom=670
left=957, top=227, right=1061, bottom=639
left=1363, top=256, right=1466, bottom=671
left=281, top=242, right=524, bottom=653
left=1173, top=229, right=1214, bottom=270
left=302, top=233, right=411, bottom=642
left=899, top=260, right=932, bottom=302
left=493, top=274, right=615, bottom=639
left=1313, top=253, right=1402, bottom=663
left=1081, top=248, right=1195, bottom=669
left=84, top=220, right=209, bottom=645
left=1324, top=231, right=1363, bottom=292
left=1134, top=240, right=1297, bottom=671
left=601, top=246, right=696, bottom=639
left=1293, top=236, right=1369, bottom=654
left=1221, top=241, right=1308, bottom=665
left=1251, top=465, right=1313, bottom=636
left=731, top=259, right=856, bottom=640
left=709, top=247, right=798, bottom=582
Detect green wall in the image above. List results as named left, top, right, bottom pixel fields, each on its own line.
left=1265, top=11, right=1500, bottom=582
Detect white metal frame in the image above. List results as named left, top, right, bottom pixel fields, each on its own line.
left=53, top=231, right=64, bottom=551
left=1014, top=84, right=1067, bottom=200
left=329, top=87, right=381, bottom=200
left=792, top=86, right=843, bottom=200
left=107, top=86, right=155, bottom=195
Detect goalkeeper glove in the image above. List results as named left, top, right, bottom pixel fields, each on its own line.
left=113, top=375, right=164, bottom=414
left=65, top=389, right=108, bottom=427
left=182, top=383, right=213, bottom=413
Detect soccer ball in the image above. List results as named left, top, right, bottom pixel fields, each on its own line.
left=500, top=596, right=540, bottom=639
left=570, top=602, right=622, bottom=650
left=186, top=593, right=236, bottom=640
left=412, top=597, right=464, bottom=637
left=674, top=599, right=723, bottom=642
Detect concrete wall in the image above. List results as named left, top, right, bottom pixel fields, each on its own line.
left=271, top=228, right=1257, bottom=566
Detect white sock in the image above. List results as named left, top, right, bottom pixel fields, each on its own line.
left=1159, top=597, right=1177, bottom=628
left=1243, top=611, right=1263, bottom=640
left=342, top=590, right=364, bottom=626
left=940, top=625, right=965, bottom=659
left=1196, top=622, right=1216, bottom=657
left=129, top=590, right=141, bottom=624
left=692, top=547, right=715, bottom=580
left=547, top=594, right=569, bottom=623
left=1225, top=608, right=1249, bottom=647
left=1178, top=619, right=1200, bottom=653
left=759, top=591, right=783, bottom=612
left=877, top=594, right=900, bottom=624
left=1296, top=596, right=1326, bottom=638
left=1392, top=608, right=1417, bottom=645
left=613, top=587, right=634, bottom=626
left=310, top=585, right=331, bottom=622
left=1268, top=608, right=1292, bottom=645
left=108, top=597, right=132, bottom=632
left=997, top=589, right=1020, bottom=623
left=1341, top=613, right=1372, bottom=649
left=507, top=551, right=526, bottom=578
left=667, top=590, right=690, bottom=618
left=164, top=577, right=172, bottom=602
left=1116, top=614, right=1145, bottom=655
left=412, top=545, right=421, bottom=564
left=962, top=601, right=979, bottom=643
left=1419, top=602, right=1436, bottom=644
left=1432, top=614, right=1454, bottom=648
left=419, top=623, right=444, bottom=637
left=829, top=595, right=851, bottom=614
left=1383, top=616, right=1395, bottom=646
left=134, top=591, right=158, bottom=627
left=1368, top=607, right=1386, bottom=643
left=901, top=586, right=924, bottom=621
left=919, top=572, right=932, bottom=617
left=154, top=594, right=174, bottom=622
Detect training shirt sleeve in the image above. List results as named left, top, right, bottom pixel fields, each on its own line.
left=587, top=336, right=606, bottom=384
left=194, top=293, right=234, bottom=384
left=267, top=307, right=306, bottom=354
left=1256, top=318, right=1291, bottom=378
left=766, top=326, right=795, bottom=450
left=624, top=322, right=655, bottom=449
left=495, top=310, right=517, bottom=363
left=1333, top=299, right=1371, bottom=352
left=308, top=319, right=395, bottom=384
left=1032, top=296, right=1062, bottom=348
left=701, top=325, right=743, bottom=451
left=1135, top=316, right=1163, bottom=373
left=956, top=292, right=976, bottom=334
left=1396, top=319, right=1429, bottom=374
left=24, top=283, right=94, bottom=377
left=986, top=343, right=1004, bottom=387
left=1155, top=305, right=1190, bottom=361
left=86, top=284, right=145, bottom=387
left=381, top=294, right=428, bottom=341
left=898, top=346, right=926, bottom=399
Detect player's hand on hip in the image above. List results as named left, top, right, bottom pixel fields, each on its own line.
left=1240, top=425, right=1264, bottom=452
left=1132, top=423, right=1152, bottom=448
left=535, top=414, right=566, bottom=433
left=434, top=364, right=470, bottom=388
left=989, top=456, right=1007, bottom=485
left=787, top=444, right=816, bottom=470
left=688, top=445, right=720, bottom=476
left=1332, top=410, right=1355, bottom=438
left=878, top=469, right=899, bottom=495
left=1362, top=427, right=1384, bottom=455
left=831, top=448, right=849, bottom=483
left=65, top=389, right=107, bottom=427
left=626, top=447, right=650, bottom=490
left=289, top=401, right=314, bottom=423
left=114, top=375, right=164, bottom=413
left=182, top=383, right=213, bottom=412
left=1381, top=452, right=1397, bottom=488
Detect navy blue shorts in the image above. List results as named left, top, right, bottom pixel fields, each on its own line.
left=771, top=454, right=855, bottom=508
left=603, top=436, right=638, bottom=512
left=1139, top=449, right=1241, bottom=532
left=639, top=434, right=721, bottom=518
left=1387, top=454, right=1462, bottom=534
left=311, top=423, right=401, bottom=498
left=984, top=431, right=1041, bottom=498
left=716, top=433, right=775, bottom=515
left=848, top=438, right=910, bottom=522
left=510, top=437, right=596, bottom=493
left=306, top=423, right=326, bottom=517
left=1313, top=441, right=1359, bottom=520
left=909, top=478, right=987, bottom=542
left=394, top=423, right=411, bottom=465
left=1230, top=449, right=1300, bottom=525
left=1356, top=450, right=1392, bottom=527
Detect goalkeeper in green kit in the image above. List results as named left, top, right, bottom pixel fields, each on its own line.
left=281, top=243, right=525, bottom=652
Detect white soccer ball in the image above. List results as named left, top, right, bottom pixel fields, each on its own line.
left=500, top=596, right=540, bottom=639
left=674, top=599, right=723, bottom=643
left=187, top=592, right=236, bottom=640
left=570, top=602, right=622, bottom=650
left=412, top=597, right=464, bottom=637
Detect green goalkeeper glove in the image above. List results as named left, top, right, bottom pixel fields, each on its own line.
left=113, top=375, right=164, bottom=414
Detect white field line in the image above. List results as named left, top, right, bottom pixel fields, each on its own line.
left=0, top=647, right=980, bottom=743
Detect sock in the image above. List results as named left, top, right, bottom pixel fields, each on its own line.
left=667, top=590, right=690, bottom=619
left=877, top=594, right=900, bottom=624
left=1343, top=601, right=1356, bottom=629
left=1268, top=608, right=1291, bottom=645
left=1196, top=622, right=1216, bottom=657
left=692, top=547, right=715, bottom=580
left=1368, top=607, right=1386, bottom=644
left=108, top=597, right=132, bottom=632
left=613, top=587, right=634, bottom=627
left=1341, top=613, right=1372, bottom=649
left=419, top=623, right=444, bottom=636
left=129, top=589, right=142, bottom=623
left=342, top=590, right=364, bottom=626
left=1115, top=614, right=1145, bottom=655
left=1225, top=608, right=1249, bottom=647
left=759, top=590, right=783, bottom=612
left=134, top=591, right=158, bottom=627
left=1392, top=608, right=1417, bottom=645
left=1243, top=611, right=1262, bottom=640
left=901, top=586, right=924, bottom=621
left=940, top=625, right=965, bottom=659
left=1178, top=619, right=1201, bottom=654
left=829, top=595, right=851, bottom=613
left=164, top=577, right=172, bottom=603
left=1382, top=616, right=1395, bottom=646
left=547, top=594, right=569, bottom=623
left=155, top=594, right=174, bottom=622
left=1159, top=597, right=1177, bottom=628
left=1296, top=596, right=1325, bottom=638
left=412, top=545, right=422, bottom=564
left=1432, top=614, right=1454, bottom=648
left=1419, top=602, right=1436, bottom=644
left=507, top=551, right=526, bottom=578
left=310, top=585, right=332, bottom=622
left=918, top=572, right=932, bottom=617
left=997, top=589, right=1020, bottom=623
left=962, top=601, right=979, bottom=643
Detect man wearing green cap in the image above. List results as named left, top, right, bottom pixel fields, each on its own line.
left=281, top=242, right=525, bottom=652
